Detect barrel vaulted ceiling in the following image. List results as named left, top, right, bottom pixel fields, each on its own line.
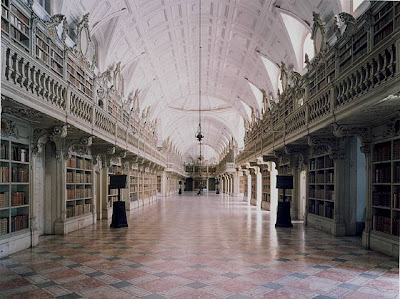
left=56, top=0, right=341, bottom=161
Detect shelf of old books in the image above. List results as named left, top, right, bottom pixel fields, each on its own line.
left=129, top=169, right=138, bottom=202
left=308, top=150, right=335, bottom=220
left=373, top=1, right=399, bottom=46
left=371, top=136, right=400, bottom=237
left=66, top=57, right=94, bottom=98
left=239, top=174, right=246, bottom=195
left=108, top=163, right=122, bottom=207
left=261, top=165, right=270, bottom=210
left=8, top=2, right=30, bottom=51
left=250, top=171, right=257, bottom=205
left=157, top=175, right=161, bottom=193
left=35, top=28, right=64, bottom=76
left=0, top=139, right=30, bottom=236
left=65, top=155, right=92, bottom=218
left=278, top=157, right=293, bottom=202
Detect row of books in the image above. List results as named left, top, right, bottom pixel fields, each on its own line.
left=373, top=215, right=391, bottom=234
left=395, top=140, right=400, bottom=160
left=66, top=157, right=92, bottom=170
left=0, top=192, right=9, bottom=207
left=0, top=217, right=8, bottom=235
left=393, top=218, right=400, bottom=236
left=394, top=164, right=400, bottom=183
left=325, top=205, right=334, bottom=219
left=373, top=142, right=391, bottom=161
left=11, top=146, right=29, bottom=162
left=66, top=172, right=92, bottom=184
left=0, top=166, right=9, bottom=182
left=66, top=203, right=91, bottom=218
left=309, top=201, right=325, bottom=216
left=11, top=168, right=29, bottom=182
left=372, top=191, right=391, bottom=207
left=11, top=214, right=29, bottom=232
left=309, top=188, right=333, bottom=200
left=67, top=187, right=92, bottom=199
left=11, top=191, right=28, bottom=206
left=393, top=192, right=399, bottom=209
left=309, top=158, right=333, bottom=170
left=1, top=143, right=9, bottom=160
left=374, top=166, right=391, bottom=183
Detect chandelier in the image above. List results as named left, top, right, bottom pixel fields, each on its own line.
left=197, top=0, right=203, bottom=194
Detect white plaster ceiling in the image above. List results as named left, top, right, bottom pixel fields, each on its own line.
left=57, top=0, right=340, bottom=160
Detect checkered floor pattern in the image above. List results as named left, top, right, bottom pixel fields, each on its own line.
left=0, top=193, right=398, bottom=298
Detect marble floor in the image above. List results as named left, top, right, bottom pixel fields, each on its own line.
left=0, top=193, right=399, bottom=299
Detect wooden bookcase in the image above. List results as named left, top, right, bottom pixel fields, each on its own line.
left=308, top=52, right=336, bottom=97
left=371, top=137, right=400, bottom=237
left=157, top=175, right=161, bottom=193
left=65, top=155, right=92, bottom=218
left=35, top=28, right=64, bottom=76
left=278, top=157, right=292, bottom=202
left=250, top=171, right=257, bottom=205
left=261, top=165, right=271, bottom=210
left=66, top=57, right=94, bottom=98
left=7, top=2, right=30, bottom=51
left=0, top=139, right=30, bottom=236
left=129, top=169, right=138, bottom=202
left=108, top=163, right=122, bottom=207
left=373, top=1, right=399, bottom=46
left=240, top=174, right=246, bottom=194
left=308, top=153, right=335, bottom=219
left=1, top=0, right=10, bottom=34
left=262, top=166, right=270, bottom=203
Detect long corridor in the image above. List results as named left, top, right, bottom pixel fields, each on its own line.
left=0, top=193, right=398, bottom=298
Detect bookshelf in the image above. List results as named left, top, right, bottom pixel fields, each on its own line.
left=1, top=0, right=9, bottom=34
left=129, top=169, right=138, bottom=202
left=108, top=163, right=122, bottom=207
left=35, top=28, right=64, bottom=76
left=66, top=57, right=94, bottom=98
left=278, top=157, right=293, bottom=202
left=371, top=137, right=400, bottom=237
left=8, top=3, right=30, bottom=51
left=240, top=174, right=246, bottom=194
left=65, top=155, right=92, bottom=218
left=250, top=171, right=257, bottom=205
left=308, top=152, right=335, bottom=219
left=373, top=1, right=396, bottom=46
left=261, top=165, right=271, bottom=210
left=0, top=139, right=30, bottom=236
left=157, top=175, right=161, bottom=193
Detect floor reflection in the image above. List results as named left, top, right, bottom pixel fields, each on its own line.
left=0, top=192, right=398, bottom=298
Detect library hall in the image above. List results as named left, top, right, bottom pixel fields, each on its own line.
left=0, top=0, right=399, bottom=298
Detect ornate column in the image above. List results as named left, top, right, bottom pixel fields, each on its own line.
left=246, top=169, right=252, bottom=203
left=361, top=142, right=372, bottom=249
left=330, top=144, right=347, bottom=236
left=232, top=168, right=241, bottom=197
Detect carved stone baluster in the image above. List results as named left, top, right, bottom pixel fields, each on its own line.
left=44, top=76, right=50, bottom=101
left=11, top=52, right=17, bottom=84
left=30, top=65, right=36, bottom=94
left=16, top=57, right=24, bottom=87
left=36, top=70, right=42, bottom=96
left=23, top=61, right=29, bottom=90
left=53, top=81, right=59, bottom=107
left=5, top=48, right=11, bottom=80
left=48, top=79, right=54, bottom=104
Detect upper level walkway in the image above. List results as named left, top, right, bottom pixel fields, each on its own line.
left=0, top=193, right=398, bottom=298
